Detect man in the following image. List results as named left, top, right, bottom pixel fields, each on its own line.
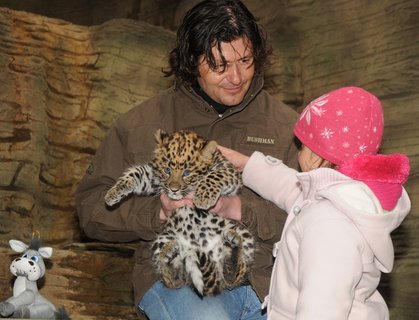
left=76, top=0, right=299, bottom=319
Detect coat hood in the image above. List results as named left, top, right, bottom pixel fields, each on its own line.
left=338, top=153, right=410, bottom=210
left=297, top=167, right=411, bottom=273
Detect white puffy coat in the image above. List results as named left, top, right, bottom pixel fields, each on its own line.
left=243, top=152, right=411, bottom=320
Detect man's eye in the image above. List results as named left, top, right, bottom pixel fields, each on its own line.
left=239, top=57, right=254, bottom=65
left=214, top=64, right=226, bottom=73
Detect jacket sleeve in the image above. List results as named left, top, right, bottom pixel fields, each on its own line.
left=296, top=219, right=364, bottom=319
left=242, top=151, right=302, bottom=214
left=75, top=124, right=162, bottom=243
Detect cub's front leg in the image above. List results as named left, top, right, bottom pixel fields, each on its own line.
left=193, top=170, right=242, bottom=210
left=193, top=178, right=222, bottom=210
left=105, top=163, right=157, bottom=206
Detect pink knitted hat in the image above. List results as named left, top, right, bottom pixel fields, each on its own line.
left=294, top=86, right=384, bottom=165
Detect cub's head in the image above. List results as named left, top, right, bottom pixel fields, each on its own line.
left=153, top=129, right=217, bottom=200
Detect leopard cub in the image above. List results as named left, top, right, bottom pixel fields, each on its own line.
left=105, top=129, right=255, bottom=295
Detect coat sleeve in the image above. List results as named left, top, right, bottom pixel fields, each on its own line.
left=75, top=124, right=162, bottom=243
left=242, top=151, right=302, bottom=214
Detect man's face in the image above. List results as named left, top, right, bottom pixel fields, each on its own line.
left=197, top=37, right=255, bottom=106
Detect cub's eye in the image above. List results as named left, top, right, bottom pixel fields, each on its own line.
left=163, top=167, right=171, bottom=174
left=31, top=256, right=39, bottom=263
left=183, top=169, right=191, bottom=177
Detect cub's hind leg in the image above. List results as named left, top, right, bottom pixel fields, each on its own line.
left=197, top=251, right=224, bottom=296
left=222, top=227, right=255, bottom=288
left=152, top=238, right=185, bottom=289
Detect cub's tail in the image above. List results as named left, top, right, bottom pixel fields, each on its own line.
left=184, top=251, right=204, bottom=295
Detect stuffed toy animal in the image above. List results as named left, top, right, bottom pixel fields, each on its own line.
left=0, top=236, right=69, bottom=319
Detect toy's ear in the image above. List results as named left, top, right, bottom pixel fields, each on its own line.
left=9, top=240, right=28, bottom=253
left=38, top=247, right=53, bottom=258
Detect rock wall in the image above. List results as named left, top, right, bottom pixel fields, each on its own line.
left=0, top=8, right=174, bottom=319
left=0, top=1, right=418, bottom=319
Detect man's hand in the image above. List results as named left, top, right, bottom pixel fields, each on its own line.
left=209, top=195, right=242, bottom=221
left=159, top=193, right=193, bottom=222
left=159, top=193, right=242, bottom=222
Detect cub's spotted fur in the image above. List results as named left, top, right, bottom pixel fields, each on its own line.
left=105, top=129, right=254, bottom=295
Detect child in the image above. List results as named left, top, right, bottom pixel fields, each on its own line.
left=219, top=86, right=411, bottom=319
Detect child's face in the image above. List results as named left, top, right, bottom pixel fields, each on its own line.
left=298, top=145, right=329, bottom=172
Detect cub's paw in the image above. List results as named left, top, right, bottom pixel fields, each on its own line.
left=223, top=229, right=242, bottom=247
left=104, top=187, right=124, bottom=206
left=160, top=241, right=180, bottom=263
left=104, top=178, right=136, bottom=206
left=193, top=185, right=221, bottom=210
left=158, top=241, right=185, bottom=288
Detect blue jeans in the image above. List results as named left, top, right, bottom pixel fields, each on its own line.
left=139, top=281, right=266, bottom=320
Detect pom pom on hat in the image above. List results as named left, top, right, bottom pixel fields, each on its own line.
left=294, top=86, right=384, bottom=165
left=338, top=153, right=410, bottom=210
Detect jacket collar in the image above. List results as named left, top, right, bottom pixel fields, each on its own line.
left=238, top=72, right=264, bottom=110
left=296, top=167, right=352, bottom=200
left=179, top=73, right=264, bottom=116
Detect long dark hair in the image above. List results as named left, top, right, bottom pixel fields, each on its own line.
left=164, top=0, right=271, bottom=84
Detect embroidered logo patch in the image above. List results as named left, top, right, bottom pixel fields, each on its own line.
left=246, top=136, right=275, bottom=145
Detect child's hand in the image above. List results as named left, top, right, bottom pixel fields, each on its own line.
left=217, top=145, right=250, bottom=172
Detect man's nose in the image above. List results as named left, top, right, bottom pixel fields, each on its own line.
left=225, top=63, right=242, bottom=85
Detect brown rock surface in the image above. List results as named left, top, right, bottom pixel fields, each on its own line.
left=0, top=7, right=174, bottom=318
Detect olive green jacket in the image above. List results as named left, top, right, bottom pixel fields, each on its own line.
left=75, top=73, right=299, bottom=311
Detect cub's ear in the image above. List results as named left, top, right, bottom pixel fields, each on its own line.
left=202, top=140, right=218, bottom=160
left=155, top=129, right=169, bottom=145
left=9, top=240, right=28, bottom=253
